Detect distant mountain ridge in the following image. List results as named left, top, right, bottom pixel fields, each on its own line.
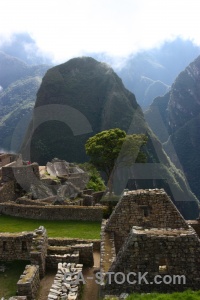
left=1, top=35, right=200, bottom=110
left=116, top=39, right=200, bottom=109
left=0, top=51, right=50, bottom=151
left=0, top=51, right=49, bottom=89
left=145, top=55, right=200, bottom=200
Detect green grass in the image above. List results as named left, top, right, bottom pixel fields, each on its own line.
left=126, top=290, right=200, bottom=300
left=0, top=260, right=29, bottom=298
left=0, top=215, right=101, bottom=239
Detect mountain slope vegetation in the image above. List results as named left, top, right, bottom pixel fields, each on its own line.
left=145, top=55, right=200, bottom=200
left=0, top=51, right=50, bottom=151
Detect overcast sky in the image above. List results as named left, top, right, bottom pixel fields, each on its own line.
left=1, top=0, right=200, bottom=63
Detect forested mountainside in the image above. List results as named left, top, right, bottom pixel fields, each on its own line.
left=0, top=51, right=50, bottom=151
left=21, top=57, right=199, bottom=219
left=145, top=55, right=200, bottom=200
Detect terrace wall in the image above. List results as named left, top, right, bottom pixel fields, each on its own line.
left=0, top=202, right=104, bottom=221
left=48, top=238, right=101, bottom=251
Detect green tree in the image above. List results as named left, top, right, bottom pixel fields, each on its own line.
left=78, top=162, right=106, bottom=191
left=85, top=128, right=148, bottom=193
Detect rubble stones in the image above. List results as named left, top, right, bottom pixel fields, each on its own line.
left=47, top=262, right=83, bottom=300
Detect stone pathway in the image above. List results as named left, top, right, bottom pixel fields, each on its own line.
left=82, top=251, right=100, bottom=300
left=37, top=251, right=100, bottom=300
left=37, top=271, right=56, bottom=300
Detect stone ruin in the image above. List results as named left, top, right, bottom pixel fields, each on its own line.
left=1, top=153, right=200, bottom=299
left=0, top=155, right=105, bottom=221
left=101, top=189, right=200, bottom=297
left=0, top=226, right=97, bottom=299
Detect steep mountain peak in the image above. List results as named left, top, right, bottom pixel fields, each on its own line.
left=168, top=55, right=200, bottom=130
left=22, top=56, right=141, bottom=163
left=145, top=54, right=200, bottom=200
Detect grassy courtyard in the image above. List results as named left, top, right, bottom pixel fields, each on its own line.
left=0, top=215, right=101, bottom=298
left=0, top=260, right=29, bottom=298
left=126, top=290, right=200, bottom=300
left=107, top=290, right=200, bottom=300
left=0, top=215, right=101, bottom=239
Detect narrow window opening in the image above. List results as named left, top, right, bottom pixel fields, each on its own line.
left=159, top=258, right=168, bottom=273
left=3, top=241, right=7, bottom=251
left=22, top=241, right=27, bottom=251
left=139, top=205, right=151, bottom=217
left=143, top=207, right=149, bottom=217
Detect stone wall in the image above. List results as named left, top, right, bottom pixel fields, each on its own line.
left=100, top=220, right=116, bottom=275
left=48, top=241, right=94, bottom=267
left=0, top=232, right=33, bottom=261
left=2, top=162, right=40, bottom=192
left=105, top=189, right=189, bottom=253
left=48, top=262, right=83, bottom=300
left=9, top=297, right=27, bottom=300
left=187, top=220, right=200, bottom=238
left=0, top=181, right=15, bottom=203
left=30, top=226, right=48, bottom=278
left=0, top=202, right=104, bottom=221
left=103, top=226, right=200, bottom=295
left=46, top=251, right=79, bottom=269
left=15, top=197, right=47, bottom=206
left=48, top=238, right=101, bottom=251
left=0, top=153, right=17, bottom=168
left=17, top=265, right=40, bottom=300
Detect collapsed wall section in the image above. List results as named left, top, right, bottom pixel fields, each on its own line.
left=2, top=162, right=40, bottom=191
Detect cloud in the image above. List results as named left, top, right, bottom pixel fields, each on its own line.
left=1, top=0, right=200, bottom=63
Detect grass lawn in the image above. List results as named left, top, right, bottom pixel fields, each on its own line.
left=125, top=290, right=200, bottom=300
left=0, top=260, right=29, bottom=298
left=0, top=215, right=101, bottom=239
left=107, top=290, right=200, bottom=300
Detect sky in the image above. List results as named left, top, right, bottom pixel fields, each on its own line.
left=1, top=0, right=200, bottom=63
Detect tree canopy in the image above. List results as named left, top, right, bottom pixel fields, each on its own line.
left=85, top=128, right=148, bottom=192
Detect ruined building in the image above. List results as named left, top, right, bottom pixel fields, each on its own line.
left=101, top=189, right=200, bottom=296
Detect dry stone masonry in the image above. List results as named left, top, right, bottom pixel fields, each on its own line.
left=101, top=189, right=200, bottom=296
left=17, top=265, right=40, bottom=300
left=105, top=188, right=189, bottom=253
left=0, top=231, right=33, bottom=261
left=0, top=202, right=104, bottom=221
left=30, top=226, right=48, bottom=277
left=46, top=251, right=79, bottom=269
left=0, top=155, right=105, bottom=222
left=48, top=262, right=83, bottom=300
